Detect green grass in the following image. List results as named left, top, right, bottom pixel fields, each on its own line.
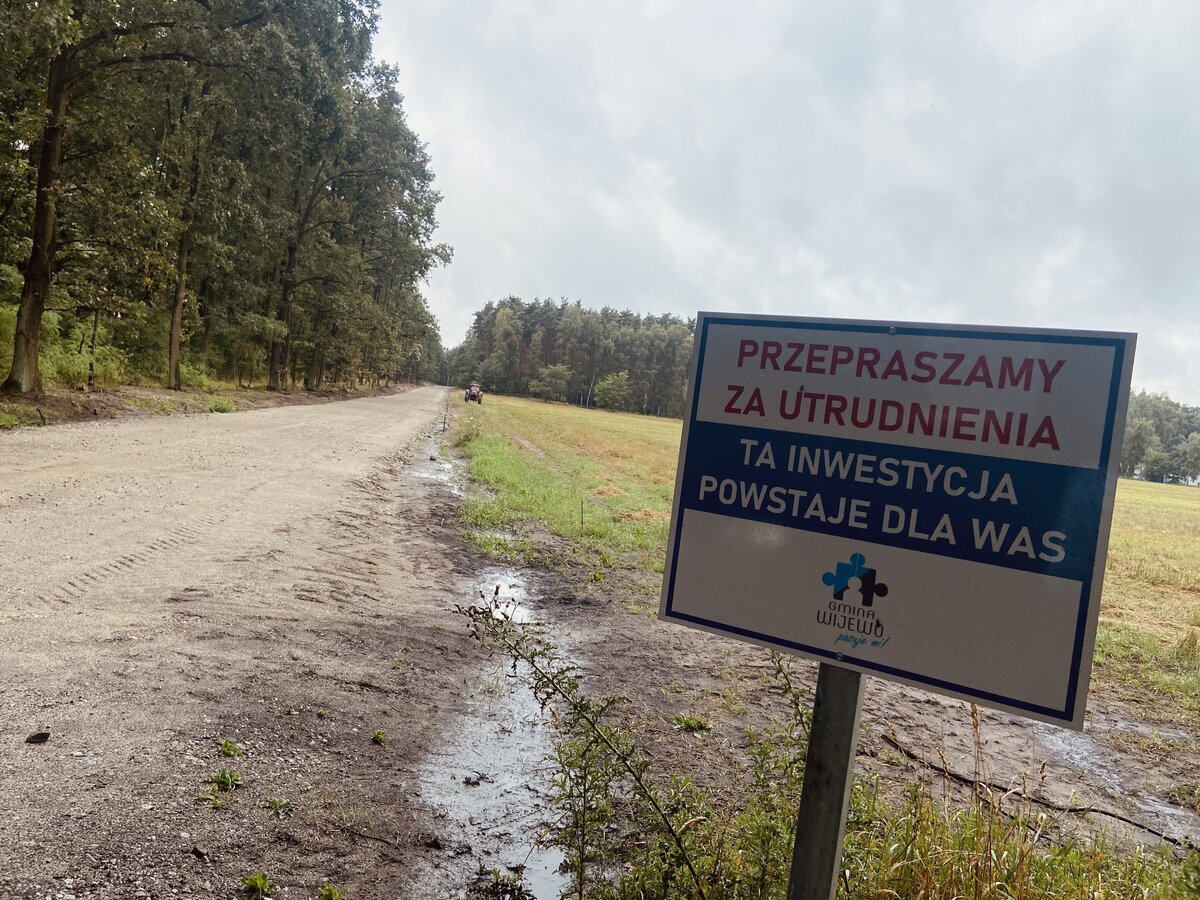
left=205, top=394, right=236, bottom=413
left=1094, top=621, right=1200, bottom=718
left=1095, top=479, right=1200, bottom=716
left=673, top=712, right=713, bottom=734
left=843, top=779, right=1189, bottom=898
left=1107, top=479, right=1200, bottom=591
left=125, top=395, right=180, bottom=415
left=0, top=401, right=42, bottom=427
left=456, top=396, right=679, bottom=571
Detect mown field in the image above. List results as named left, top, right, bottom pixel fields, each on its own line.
left=453, top=394, right=1200, bottom=898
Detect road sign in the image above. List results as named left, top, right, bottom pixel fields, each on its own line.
left=660, top=313, right=1135, bottom=728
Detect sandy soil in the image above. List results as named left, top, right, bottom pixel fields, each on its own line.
left=1, top=387, right=1195, bottom=900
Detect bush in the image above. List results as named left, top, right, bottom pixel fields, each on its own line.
left=0, top=302, right=15, bottom=376
left=39, top=339, right=126, bottom=389
left=181, top=363, right=221, bottom=393
left=594, top=371, right=631, bottom=410
left=206, top=395, right=236, bottom=414
left=453, top=411, right=484, bottom=447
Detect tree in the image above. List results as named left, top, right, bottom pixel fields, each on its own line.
left=1171, top=432, right=1200, bottom=483
left=594, top=371, right=630, bottom=411
left=529, top=364, right=571, bottom=402
left=1120, top=418, right=1160, bottom=477
left=1, top=0, right=234, bottom=394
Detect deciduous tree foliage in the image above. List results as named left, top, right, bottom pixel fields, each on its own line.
left=0, top=0, right=448, bottom=394
left=447, top=297, right=693, bottom=417
left=1121, top=390, right=1200, bottom=483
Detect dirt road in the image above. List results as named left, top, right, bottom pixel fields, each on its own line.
left=0, top=386, right=519, bottom=898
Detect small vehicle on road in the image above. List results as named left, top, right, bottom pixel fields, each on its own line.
left=465, top=382, right=484, bottom=403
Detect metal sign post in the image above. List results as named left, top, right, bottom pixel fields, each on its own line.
left=787, top=663, right=864, bottom=900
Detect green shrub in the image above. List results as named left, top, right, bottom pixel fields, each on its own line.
left=453, top=411, right=484, bottom=447
left=239, top=871, right=275, bottom=899
left=0, top=301, right=15, bottom=376
left=29, top=312, right=127, bottom=388
left=181, top=362, right=221, bottom=392
left=206, top=395, right=236, bottom=413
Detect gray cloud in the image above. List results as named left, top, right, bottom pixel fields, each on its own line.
left=376, top=0, right=1200, bottom=403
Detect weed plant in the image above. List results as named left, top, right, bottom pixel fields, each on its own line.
left=461, top=598, right=1196, bottom=899
left=239, top=871, right=275, bottom=899
left=219, top=739, right=244, bottom=757
left=263, top=796, right=294, bottom=819
left=206, top=769, right=242, bottom=792
left=206, top=395, right=236, bottom=413
left=181, top=363, right=221, bottom=392
left=672, top=714, right=713, bottom=734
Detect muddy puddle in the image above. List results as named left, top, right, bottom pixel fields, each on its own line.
left=415, top=565, right=569, bottom=898
left=1033, top=723, right=1200, bottom=844
left=406, top=423, right=465, bottom=496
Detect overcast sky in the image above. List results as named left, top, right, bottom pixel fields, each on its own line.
left=375, top=1, right=1200, bottom=404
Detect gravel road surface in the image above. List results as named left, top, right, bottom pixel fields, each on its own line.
left=0, top=386, right=500, bottom=898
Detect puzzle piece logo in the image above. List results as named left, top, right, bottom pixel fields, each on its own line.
left=822, top=552, right=889, bottom=607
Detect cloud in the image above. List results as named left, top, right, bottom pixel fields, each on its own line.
left=376, top=1, right=1200, bottom=404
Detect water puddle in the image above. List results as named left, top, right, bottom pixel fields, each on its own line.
left=406, top=431, right=465, bottom=496
left=471, top=567, right=536, bottom=623
left=415, top=568, right=569, bottom=898
left=1033, top=724, right=1200, bottom=844
left=1033, top=725, right=1126, bottom=795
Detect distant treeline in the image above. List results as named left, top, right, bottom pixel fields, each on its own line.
left=1, top=1, right=448, bottom=395
left=447, top=297, right=694, bottom=417
left=1122, top=390, right=1200, bottom=483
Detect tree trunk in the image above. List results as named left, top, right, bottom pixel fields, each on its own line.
left=198, top=277, right=212, bottom=360
left=86, top=307, right=99, bottom=389
left=167, top=151, right=204, bottom=389
left=167, top=231, right=192, bottom=389
left=2, top=51, right=72, bottom=395
left=267, top=242, right=297, bottom=391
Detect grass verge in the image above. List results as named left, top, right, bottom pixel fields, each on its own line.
left=455, top=395, right=678, bottom=572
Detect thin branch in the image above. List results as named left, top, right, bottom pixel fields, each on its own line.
left=878, top=731, right=1186, bottom=848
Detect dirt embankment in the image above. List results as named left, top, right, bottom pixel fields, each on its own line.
left=0, top=381, right=423, bottom=429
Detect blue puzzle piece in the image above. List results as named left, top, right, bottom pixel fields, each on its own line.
left=821, top=553, right=867, bottom=599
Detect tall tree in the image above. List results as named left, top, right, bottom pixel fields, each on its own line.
left=0, top=0, right=274, bottom=393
